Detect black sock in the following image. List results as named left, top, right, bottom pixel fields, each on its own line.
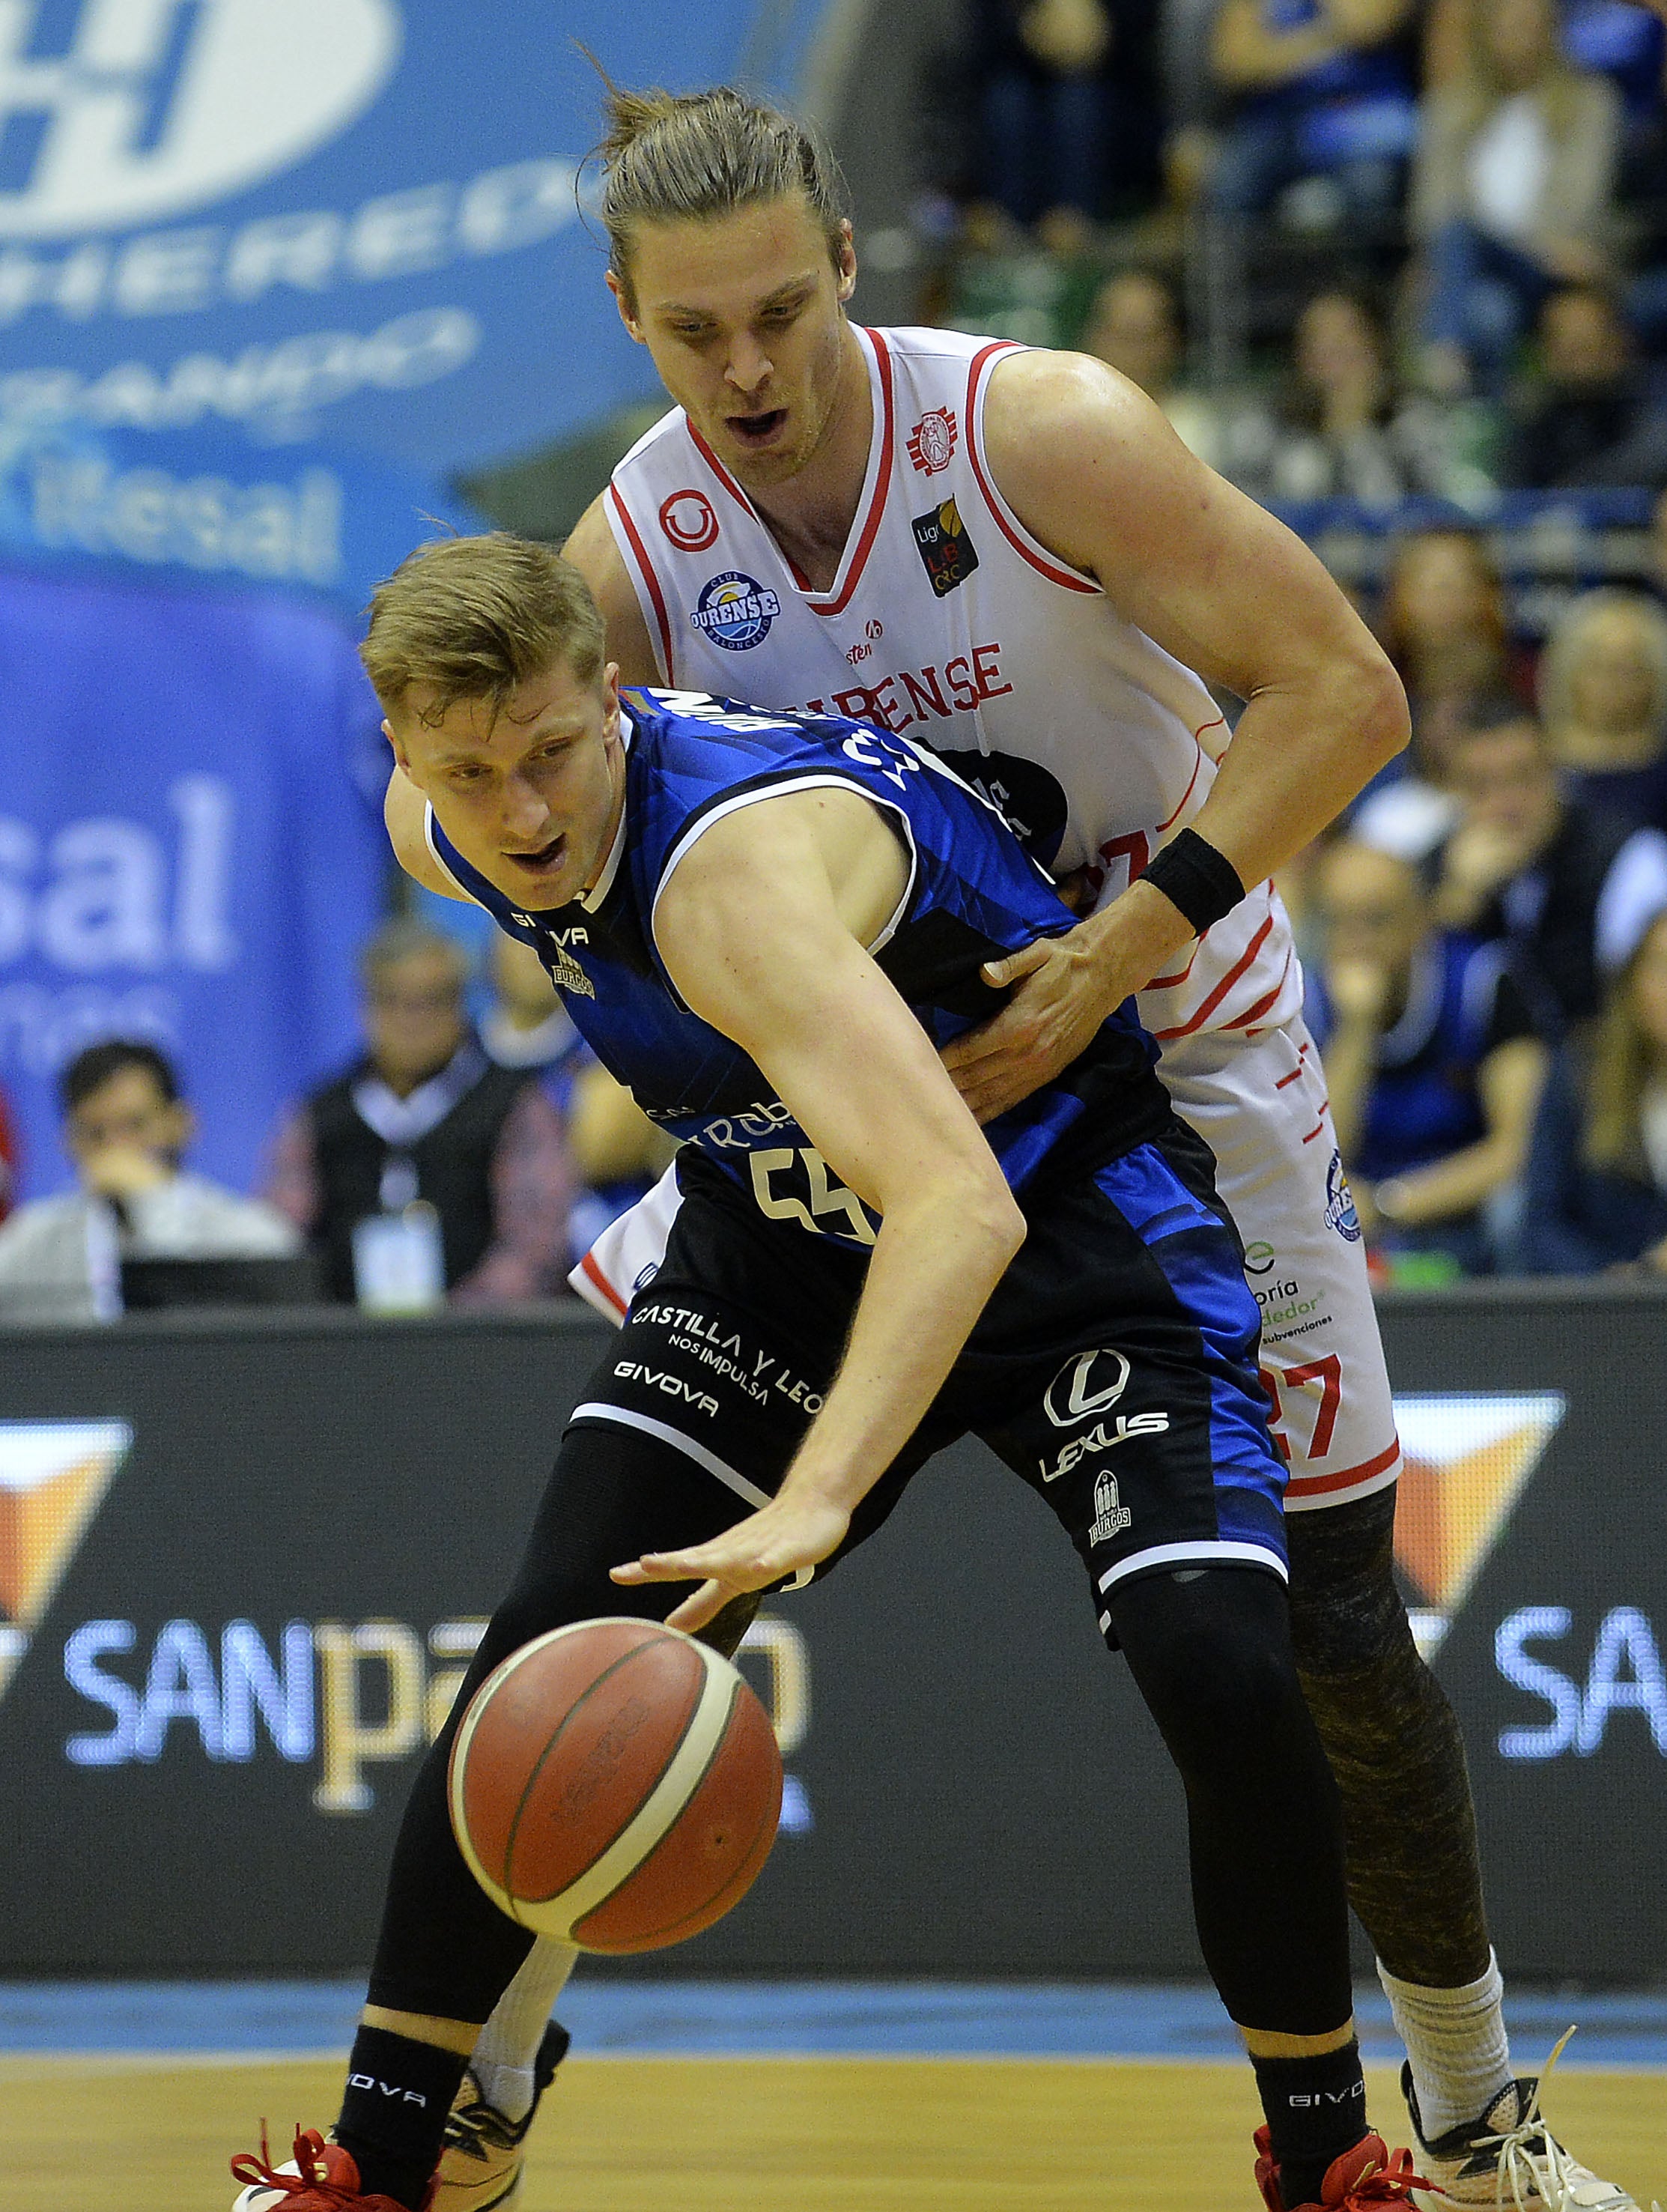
left=1250, top=2040, right=1368, bottom=2209
left=334, top=2025, right=471, bottom=2209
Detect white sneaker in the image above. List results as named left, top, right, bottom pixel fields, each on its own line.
left=1403, top=2032, right=1647, bottom=2212
left=434, top=2022, right=570, bottom=2212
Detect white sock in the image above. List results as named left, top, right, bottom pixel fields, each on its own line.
left=468, top=1938, right=580, bottom=2123
left=1378, top=1951, right=1513, bottom=2142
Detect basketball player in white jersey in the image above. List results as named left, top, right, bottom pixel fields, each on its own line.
left=423, top=85, right=1640, bottom=2212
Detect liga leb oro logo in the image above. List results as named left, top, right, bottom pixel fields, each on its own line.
left=659, top=489, right=719, bottom=553
left=911, top=497, right=980, bottom=599
left=0, top=1419, right=132, bottom=1700
left=1389, top=1393, right=1565, bottom=1658
left=907, top=407, right=957, bottom=476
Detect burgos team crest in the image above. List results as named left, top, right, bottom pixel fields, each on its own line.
left=690, top=572, right=782, bottom=651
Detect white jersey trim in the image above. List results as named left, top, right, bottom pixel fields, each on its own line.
left=963, top=339, right=1102, bottom=598
left=648, top=774, right=920, bottom=967
left=424, top=802, right=482, bottom=906
left=606, top=479, right=675, bottom=684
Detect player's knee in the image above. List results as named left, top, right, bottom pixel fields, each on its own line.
left=1110, top=1566, right=1309, bottom=1780
left=1284, top=1491, right=1415, bottom=1681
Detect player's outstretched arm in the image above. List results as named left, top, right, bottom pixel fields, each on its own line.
left=611, top=790, right=1025, bottom=1631
left=942, top=352, right=1410, bottom=1121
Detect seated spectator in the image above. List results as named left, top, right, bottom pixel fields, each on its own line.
left=1260, top=289, right=1416, bottom=504
left=1381, top=526, right=1527, bottom=729
left=1412, top=0, right=1622, bottom=395
left=0, top=1041, right=298, bottom=1322
left=481, top=933, right=583, bottom=1078
left=1518, top=904, right=1667, bottom=1270
left=1500, top=284, right=1667, bottom=486
left=1353, top=530, right=1527, bottom=855
left=969, top=0, right=1162, bottom=230
left=1538, top=587, right=1667, bottom=831
left=1436, top=712, right=1667, bottom=1025
left=1308, top=840, right=1546, bottom=1271
left=1079, top=268, right=1236, bottom=468
left=565, top=1061, right=679, bottom=1271
left=479, top=933, right=672, bottom=1267
left=267, top=920, right=574, bottom=1306
left=1207, top=0, right=1418, bottom=224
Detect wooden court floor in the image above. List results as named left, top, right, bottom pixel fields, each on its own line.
left=2, top=2055, right=1663, bottom=2212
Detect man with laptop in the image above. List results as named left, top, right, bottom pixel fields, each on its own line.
left=0, top=1039, right=301, bottom=1321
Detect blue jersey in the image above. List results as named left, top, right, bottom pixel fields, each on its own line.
left=1308, top=933, right=1534, bottom=1184
left=430, top=688, right=1170, bottom=1251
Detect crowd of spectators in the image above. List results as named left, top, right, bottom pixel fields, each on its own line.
left=936, top=0, right=1667, bottom=497
left=930, top=0, right=1667, bottom=1276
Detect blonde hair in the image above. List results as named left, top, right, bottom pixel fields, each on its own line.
left=361, top=533, right=605, bottom=721
left=1585, top=911, right=1667, bottom=1172
left=594, top=79, right=848, bottom=305
left=1537, top=587, right=1667, bottom=744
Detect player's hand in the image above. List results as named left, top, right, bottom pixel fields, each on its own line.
left=80, top=1142, right=172, bottom=1200
left=1324, top=955, right=1392, bottom=1028
left=941, top=929, right=1116, bottom=1123
left=610, top=1491, right=851, bottom=1635
left=1439, top=819, right=1532, bottom=921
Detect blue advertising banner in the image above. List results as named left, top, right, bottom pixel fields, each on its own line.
left=0, top=1, right=831, bottom=476
left=0, top=560, right=387, bottom=1202
left=0, top=416, right=478, bottom=611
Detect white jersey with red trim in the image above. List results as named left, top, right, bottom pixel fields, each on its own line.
left=604, top=323, right=1302, bottom=1047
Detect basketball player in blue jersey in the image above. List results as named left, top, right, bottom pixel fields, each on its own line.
left=228, top=535, right=1428, bottom=2212
left=422, top=78, right=1640, bottom=2212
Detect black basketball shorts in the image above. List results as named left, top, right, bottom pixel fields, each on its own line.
left=568, top=1124, right=1287, bottom=1639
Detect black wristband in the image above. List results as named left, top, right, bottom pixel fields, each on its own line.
left=1138, top=828, right=1246, bottom=937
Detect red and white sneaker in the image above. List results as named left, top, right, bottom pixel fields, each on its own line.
left=1254, top=2125, right=1444, bottom=2211
left=230, top=2125, right=437, bottom=2212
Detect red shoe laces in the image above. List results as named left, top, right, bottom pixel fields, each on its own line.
left=229, top=2124, right=357, bottom=2204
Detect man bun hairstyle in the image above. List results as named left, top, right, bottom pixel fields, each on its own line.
left=361, top=533, right=607, bottom=721
left=594, top=79, right=849, bottom=306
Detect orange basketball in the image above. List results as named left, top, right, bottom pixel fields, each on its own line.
left=447, top=1617, right=783, bottom=1953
